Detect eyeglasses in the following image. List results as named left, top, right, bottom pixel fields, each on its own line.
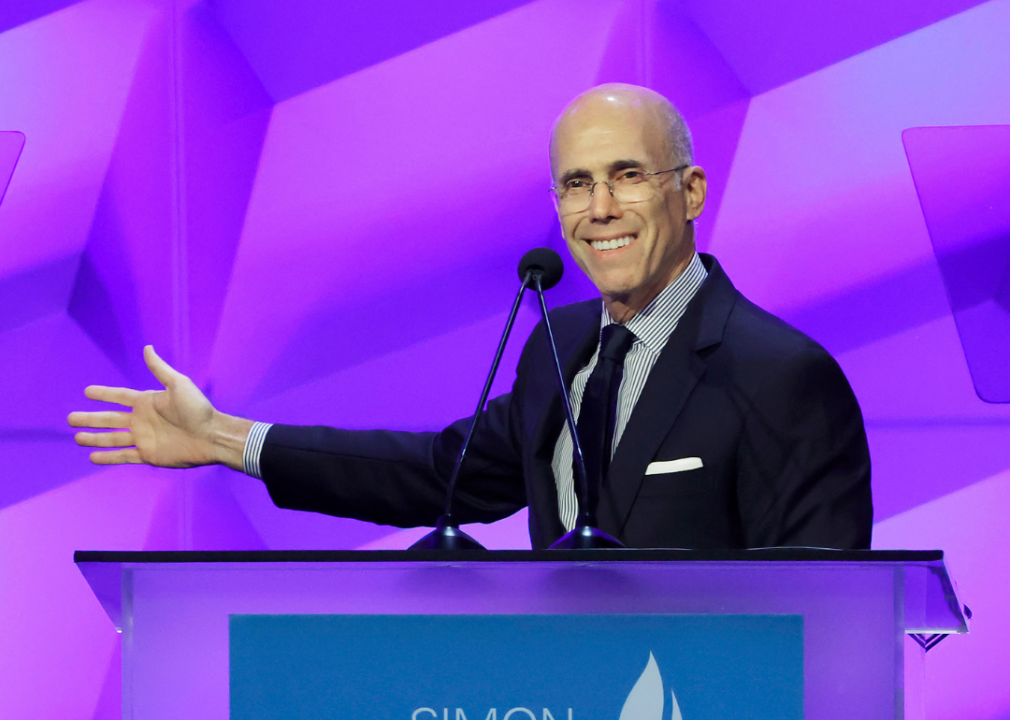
left=551, top=165, right=689, bottom=215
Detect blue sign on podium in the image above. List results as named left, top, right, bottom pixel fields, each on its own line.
left=231, top=614, right=803, bottom=720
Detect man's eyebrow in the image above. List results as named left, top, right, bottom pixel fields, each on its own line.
left=608, top=159, right=646, bottom=173
left=558, top=159, right=647, bottom=185
left=558, top=168, right=592, bottom=185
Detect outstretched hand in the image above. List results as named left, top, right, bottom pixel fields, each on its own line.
left=68, top=346, right=252, bottom=471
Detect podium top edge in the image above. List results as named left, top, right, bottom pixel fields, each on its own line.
left=74, top=548, right=944, bottom=564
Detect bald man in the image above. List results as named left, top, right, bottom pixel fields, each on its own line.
left=70, top=84, right=872, bottom=549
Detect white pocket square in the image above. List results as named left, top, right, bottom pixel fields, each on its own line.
left=645, top=457, right=703, bottom=475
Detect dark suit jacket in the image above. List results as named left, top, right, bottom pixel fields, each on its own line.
left=260, top=254, right=873, bottom=549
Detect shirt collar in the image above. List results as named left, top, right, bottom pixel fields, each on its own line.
left=600, top=252, right=708, bottom=354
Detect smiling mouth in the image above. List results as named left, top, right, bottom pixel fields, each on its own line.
left=588, top=234, right=635, bottom=251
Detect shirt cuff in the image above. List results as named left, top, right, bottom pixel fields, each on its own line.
left=242, top=421, right=273, bottom=479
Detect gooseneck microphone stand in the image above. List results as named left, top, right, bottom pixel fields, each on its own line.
left=410, top=247, right=623, bottom=550
left=532, top=277, right=624, bottom=550
left=410, top=250, right=548, bottom=549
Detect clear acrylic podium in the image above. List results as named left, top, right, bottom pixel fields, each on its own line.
left=76, top=549, right=968, bottom=720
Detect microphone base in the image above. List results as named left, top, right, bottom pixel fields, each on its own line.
left=549, top=525, right=625, bottom=550
left=409, top=520, right=486, bottom=550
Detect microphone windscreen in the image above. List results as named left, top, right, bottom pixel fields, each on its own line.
left=518, top=248, right=564, bottom=290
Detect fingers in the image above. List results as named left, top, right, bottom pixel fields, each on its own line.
left=84, top=385, right=139, bottom=406
left=89, top=448, right=143, bottom=465
left=74, top=430, right=132, bottom=448
left=144, top=345, right=183, bottom=388
left=68, top=410, right=132, bottom=429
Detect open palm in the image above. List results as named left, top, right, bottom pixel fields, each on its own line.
left=69, top=346, right=225, bottom=468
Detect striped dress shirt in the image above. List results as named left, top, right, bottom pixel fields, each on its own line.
left=551, top=253, right=707, bottom=530
left=244, top=253, right=708, bottom=534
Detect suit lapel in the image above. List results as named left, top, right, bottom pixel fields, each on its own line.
left=596, top=320, right=706, bottom=539
left=597, top=255, right=739, bottom=539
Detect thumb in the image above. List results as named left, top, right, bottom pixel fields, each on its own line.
left=144, top=345, right=182, bottom=388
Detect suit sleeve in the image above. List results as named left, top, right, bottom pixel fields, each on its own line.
left=735, top=347, right=873, bottom=549
left=258, top=389, right=528, bottom=528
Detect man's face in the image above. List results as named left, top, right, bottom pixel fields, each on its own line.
left=551, top=101, right=700, bottom=312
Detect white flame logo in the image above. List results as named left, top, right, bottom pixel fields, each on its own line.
left=618, top=653, right=683, bottom=720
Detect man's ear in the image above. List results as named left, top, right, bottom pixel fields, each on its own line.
left=684, top=166, right=707, bottom=221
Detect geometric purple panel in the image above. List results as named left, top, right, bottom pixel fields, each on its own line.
left=0, top=130, right=24, bottom=206
left=210, top=0, right=533, bottom=102
left=682, top=0, right=989, bottom=95
left=903, top=126, right=1010, bottom=403
left=0, top=0, right=79, bottom=34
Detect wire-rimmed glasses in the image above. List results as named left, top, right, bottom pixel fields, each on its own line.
left=551, top=164, right=689, bottom=215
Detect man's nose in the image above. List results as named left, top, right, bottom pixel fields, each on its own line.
left=588, top=182, right=621, bottom=220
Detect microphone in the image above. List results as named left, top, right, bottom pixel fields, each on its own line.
left=518, top=247, right=564, bottom=289
left=524, top=251, right=623, bottom=549
left=410, top=249, right=548, bottom=550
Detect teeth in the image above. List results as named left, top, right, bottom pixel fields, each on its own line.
left=591, top=235, right=633, bottom=251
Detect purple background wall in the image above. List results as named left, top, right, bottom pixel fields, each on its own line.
left=0, top=0, right=1008, bottom=718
